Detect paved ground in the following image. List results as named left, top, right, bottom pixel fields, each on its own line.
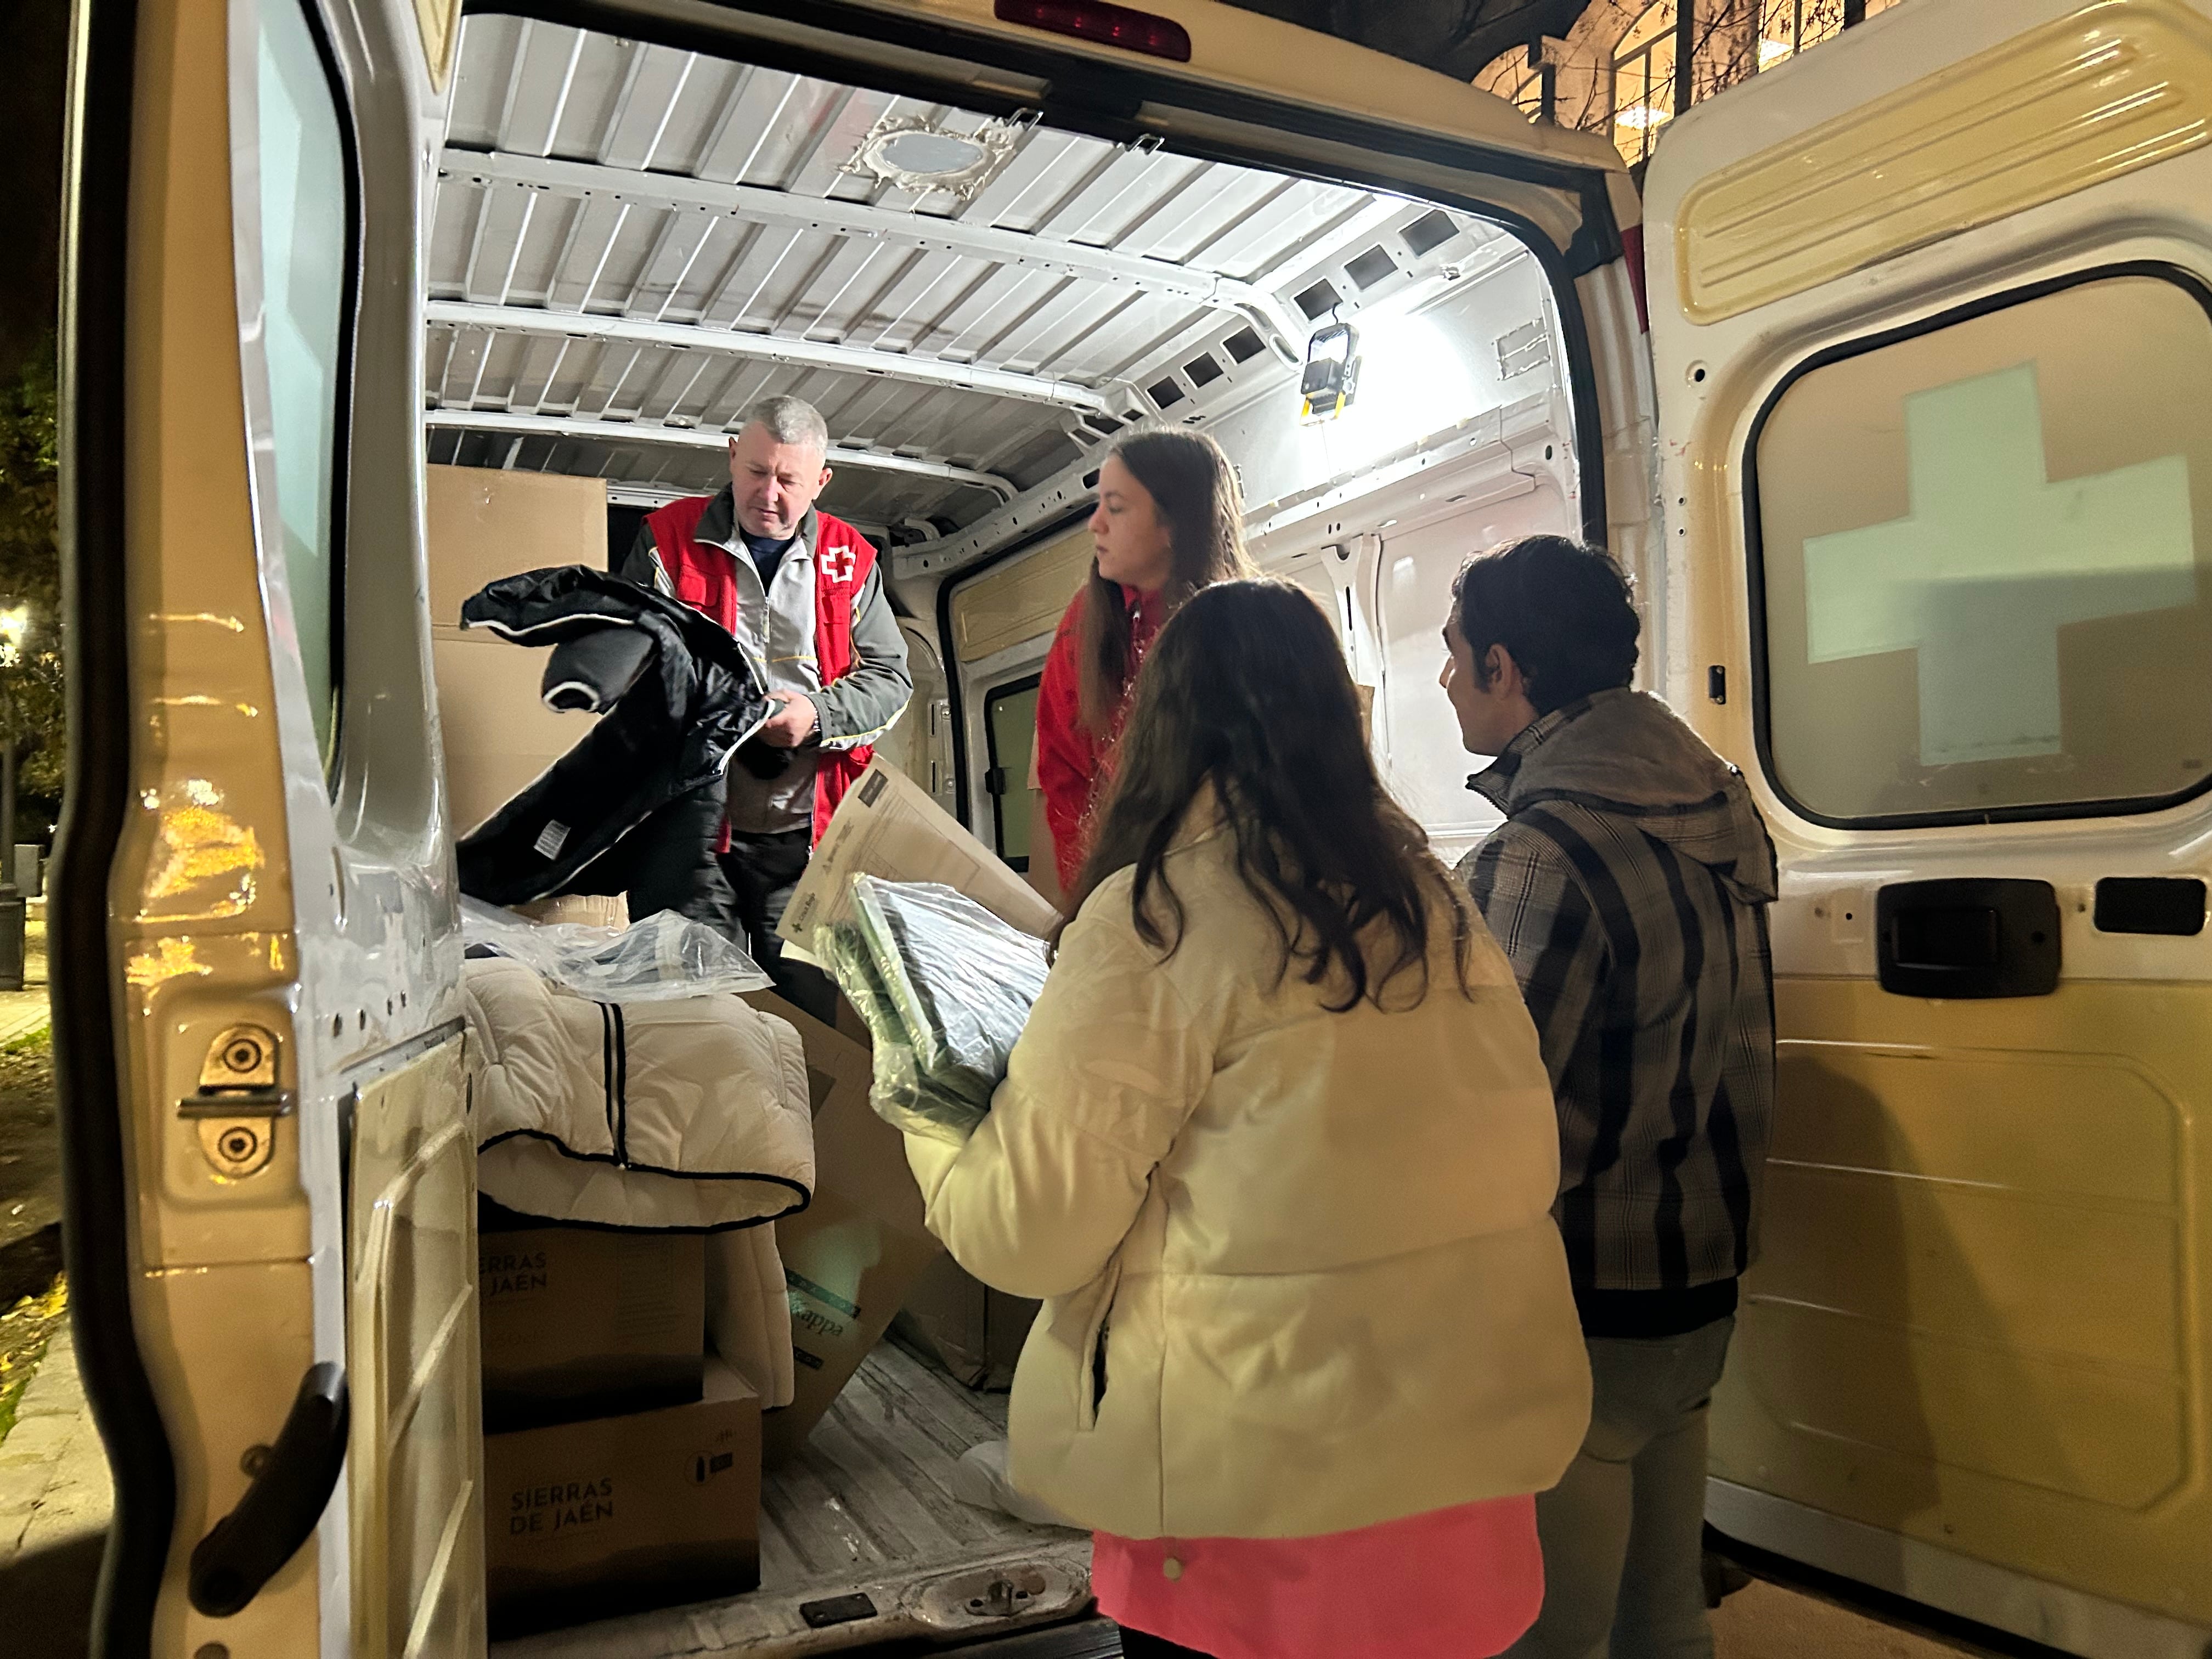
left=1714, top=1577, right=2013, bottom=1658
left=0, top=909, right=55, bottom=1262
left=0, top=908, right=96, bottom=1658
left=0, top=1321, right=107, bottom=1649
left=0, top=906, right=50, bottom=1047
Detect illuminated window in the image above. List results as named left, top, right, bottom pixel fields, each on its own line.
left=1503, top=63, right=1545, bottom=121
left=1757, top=0, right=1845, bottom=70
left=1759, top=0, right=1908, bottom=70
left=1612, top=1, right=1678, bottom=165
left=250, top=0, right=352, bottom=770
left=984, top=676, right=1040, bottom=870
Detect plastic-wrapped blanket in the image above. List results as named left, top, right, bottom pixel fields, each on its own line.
left=462, top=957, right=814, bottom=1229
left=824, top=876, right=1051, bottom=1145
left=461, top=898, right=770, bottom=1001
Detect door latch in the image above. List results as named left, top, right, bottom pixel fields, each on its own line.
left=179, top=1023, right=293, bottom=1180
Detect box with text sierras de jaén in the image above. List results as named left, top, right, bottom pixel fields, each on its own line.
left=477, top=1215, right=706, bottom=1432
left=482, top=1356, right=760, bottom=1638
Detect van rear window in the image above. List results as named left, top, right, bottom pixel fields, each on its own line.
left=1748, top=267, right=2212, bottom=827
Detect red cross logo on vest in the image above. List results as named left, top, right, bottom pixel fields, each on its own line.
left=822, top=544, right=859, bottom=585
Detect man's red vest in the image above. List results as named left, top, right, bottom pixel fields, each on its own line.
left=643, top=497, right=878, bottom=844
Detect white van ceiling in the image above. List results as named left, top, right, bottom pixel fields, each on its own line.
left=425, top=16, right=1508, bottom=544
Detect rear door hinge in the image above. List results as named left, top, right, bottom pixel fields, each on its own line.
left=179, top=1023, right=293, bottom=1179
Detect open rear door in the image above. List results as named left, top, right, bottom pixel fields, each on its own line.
left=1643, top=4, right=2212, bottom=1652
left=59, top=0, right=476, bottom=1652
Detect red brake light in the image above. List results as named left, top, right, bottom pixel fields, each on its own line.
left=994, top=0, right=1194, bottom=63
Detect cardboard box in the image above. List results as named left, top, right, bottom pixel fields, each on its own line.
left=741, top=987, right=872, bottom=1117
left=483, top=1358, right=761, bottom=1639
left=779, top=756, right=1058, bottom=950
left=891, top=1255, right=1039, bottom=1391
left=478, top=1223, right=706, bottom=1432
left=426, top=465, right=610, bottom=835
left=425, top=464, right=611, bottom=623
left=741, top=989, right=946, bottom=1462
left=769, top=1181, right=943, bottom=1464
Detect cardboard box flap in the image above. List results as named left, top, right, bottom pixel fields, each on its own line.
left=779, top=757, right=1058, bottom=949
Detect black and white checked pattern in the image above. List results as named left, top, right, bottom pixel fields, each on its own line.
left=1462, top=693, right=1777, bottom=1295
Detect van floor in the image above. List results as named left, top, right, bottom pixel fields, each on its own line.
left=0, top=1327, right=2094, bottom=1659
left=494, top=1339, right=1090, bottom=1657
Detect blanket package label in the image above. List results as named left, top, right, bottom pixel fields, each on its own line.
left=768, top=1187, right=940, bottom=1463
left=483, top=1358, right=761, bottom=1639
left=478, top=1225, right=706, bottom=1431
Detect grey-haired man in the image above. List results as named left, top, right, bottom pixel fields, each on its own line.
left=622, top=395, right=911, bottom=1018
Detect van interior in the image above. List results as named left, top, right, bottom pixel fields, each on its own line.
left=421, top=12, right=1585, bottom=1653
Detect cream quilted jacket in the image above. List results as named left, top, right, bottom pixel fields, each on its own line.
left=904, top=821, right=1591, bottom=1541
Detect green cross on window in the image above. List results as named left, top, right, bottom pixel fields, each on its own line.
left=1802, top=361, right=2196, bottom=766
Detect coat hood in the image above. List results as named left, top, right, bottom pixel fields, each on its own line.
left=1471, top=689, right=1778, bottom=906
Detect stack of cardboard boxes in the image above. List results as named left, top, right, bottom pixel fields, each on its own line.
left=432, top=466, right=957, bottom=1632
left=426, top=464, right=613, bottom=838
left=477, top=1218, right=762, bottom=1637
left=473, top=989, right=948, bottom=1636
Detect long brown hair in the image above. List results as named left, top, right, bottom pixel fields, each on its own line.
left=1064, top=580, right=1474, bottom=1012
left=1074, top=428, right=1257, bottom=733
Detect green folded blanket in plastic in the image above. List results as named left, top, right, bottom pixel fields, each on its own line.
left=823, top=874, right=1051, bottom=1144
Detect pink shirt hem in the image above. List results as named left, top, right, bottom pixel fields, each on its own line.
left=1091, top=1494, right=1543, bottom=1659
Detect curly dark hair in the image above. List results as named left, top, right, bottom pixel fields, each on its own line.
left=1449, top=534, right=1639, bottom=714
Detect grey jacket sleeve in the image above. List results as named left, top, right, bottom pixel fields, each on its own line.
left=815, top=563, right=912, bottom=749
left=620, top=522, right=672, bottom=594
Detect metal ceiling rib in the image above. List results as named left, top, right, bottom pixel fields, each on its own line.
left=426, top=14, right=1441, bottom=537
left=422, top=408, right=1016, bottom=497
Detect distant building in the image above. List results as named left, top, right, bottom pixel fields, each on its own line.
left=1470, top=0, right=1911, bottom=168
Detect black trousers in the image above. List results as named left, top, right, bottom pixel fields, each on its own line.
left=719, top=826, right=837, bottom=1023
left=1116, top=1630, right=1212, bottom=1659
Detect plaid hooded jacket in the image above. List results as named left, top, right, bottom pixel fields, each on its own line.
left=1460, top=689, right=1778, bottom=1301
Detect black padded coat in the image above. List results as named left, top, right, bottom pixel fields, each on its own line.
left=454, top=566, right=775, bottom=930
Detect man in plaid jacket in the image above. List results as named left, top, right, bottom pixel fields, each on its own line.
left=1441, top=535, right=1777, bottom=1659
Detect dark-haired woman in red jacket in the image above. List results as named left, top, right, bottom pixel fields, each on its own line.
left=1034, top=429, right=1258, bottom=896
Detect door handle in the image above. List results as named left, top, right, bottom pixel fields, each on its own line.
left=187, top=1362, right=348, bottom=1617
left=1875, top=878, right=2059, bottom=998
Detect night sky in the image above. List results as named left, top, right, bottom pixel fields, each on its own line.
left=0, top=1, right=67, bottom=381
left=0, top=3, right=1587, bottom=378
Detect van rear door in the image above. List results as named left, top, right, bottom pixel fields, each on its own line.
left=1643, top=4, right=2212, bottom=1652
left=59, top=0, right=471, bottom=1652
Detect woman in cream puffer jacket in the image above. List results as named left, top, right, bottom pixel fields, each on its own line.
left=902, top=580, right=1590, bottom=1659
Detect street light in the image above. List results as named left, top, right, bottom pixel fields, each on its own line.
left=0, top=603, right=31, bottom=992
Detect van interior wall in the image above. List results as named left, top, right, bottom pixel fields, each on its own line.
left=945, top=242, right=1579, bottom=866
left=417, top=14, right=1585, bottom=868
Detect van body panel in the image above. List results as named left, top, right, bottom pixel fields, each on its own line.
left=66, top=0, right=471, bottom=1648
left=105, top=0, right=2212, bottom=1650
left=1645, top=2, right=2212, bottom=1647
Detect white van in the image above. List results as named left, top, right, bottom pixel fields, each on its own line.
left=53, top=0, right=2212, bottom=1654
